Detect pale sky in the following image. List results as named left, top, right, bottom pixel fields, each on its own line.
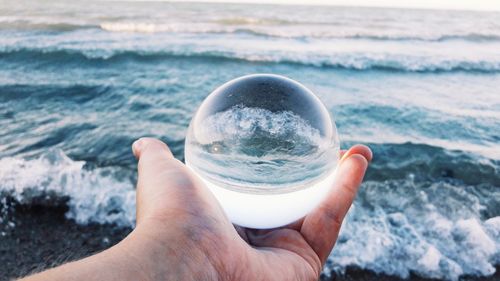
left=166, top=0, right=500, bottom=11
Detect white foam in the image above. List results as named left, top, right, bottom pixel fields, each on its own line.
left=98, top=21, right=500, bottom=43
left=418, top=245, right=442, bottom=273
left=100, top=22, right=184, bottom=34
left=2, top=33, right=500, bottom=72
left=326, top=180, right=500, bottom=280
left=0, top=150, right=136, bottom=227
left=195, top=105, right=324, bottom=147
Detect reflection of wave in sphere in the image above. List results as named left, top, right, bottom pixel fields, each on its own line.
left=185, top=74, right=340, bottom=228
left=192, top=105, right=334, bottom=192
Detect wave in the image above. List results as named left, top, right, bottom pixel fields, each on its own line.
left=196, top=105, right=325, bottom=147
left=2, top=47, right=500, bottom=73
left=364, top=142, right=500, bottom=187
left=0, top=20, right=97, bottom=32
left=212, top=17, right=296, bottom=26
left=0, top=150, right=136, bottom=227
left=327, top=179, right=500, bottom=280
left=99, top=22, right=500, bottom=42
left=0, top=150, right=498, bottom=280
left=347, top=33, right=500, bottom=42
left=2, top=19, right=500, bottom=43
left=187, top=105, right=336, bottom=188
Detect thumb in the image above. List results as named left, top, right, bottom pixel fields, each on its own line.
left=131, top=138, right=228, bottom=228
left=132, top=137, right=174, bottom=160
left=132, top=138, right=195, bottom=224
left=301, top=144, right=371, bottom=264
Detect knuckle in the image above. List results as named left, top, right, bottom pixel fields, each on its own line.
left=323, top=207, right=343, bottom=228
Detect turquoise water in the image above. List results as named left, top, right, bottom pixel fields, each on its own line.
left=0, top=1, right=499, bottom=280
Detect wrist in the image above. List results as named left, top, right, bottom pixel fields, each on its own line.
left=118, top=220, right=219, bottom=281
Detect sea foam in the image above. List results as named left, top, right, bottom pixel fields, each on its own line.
left=2, top=46, right=499, bottom=73
left=327, top=180, right=500, bottom=280
left=0, top=149, right=136, bottom=227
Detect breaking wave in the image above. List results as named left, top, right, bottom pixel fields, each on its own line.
left=328, top=179, right=500, bottom=280
left=100, top=22, right=500, bottom=42
left=1, top=47, right=500, bottom=73
left=0, top=150, right=136, bottom=227
left=3, top=20, right=500, bottom=43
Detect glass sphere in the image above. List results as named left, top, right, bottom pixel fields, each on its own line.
left=185, top=74, right=340, bottom=228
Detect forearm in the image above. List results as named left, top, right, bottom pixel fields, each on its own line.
left=20, top=223, right=218, bottom=281
left=20, top=235, right=147, bottom=281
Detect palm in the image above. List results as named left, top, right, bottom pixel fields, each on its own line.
left=132, top=138, right=370, bottom=281
left=234, top=225, right=323, bottom=280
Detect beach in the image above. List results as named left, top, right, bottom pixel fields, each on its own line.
left=0, top=1, right=499, bottom=280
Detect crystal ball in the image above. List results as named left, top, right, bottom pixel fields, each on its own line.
left=185, top=74, right=340, bottom=228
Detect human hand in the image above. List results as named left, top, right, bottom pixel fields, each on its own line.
left=22, top=137, right=371, bottom=281
left=126, top=138, right=371, bottom=281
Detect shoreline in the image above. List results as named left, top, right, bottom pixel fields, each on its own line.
left=2, top=204, right=498, bottom=281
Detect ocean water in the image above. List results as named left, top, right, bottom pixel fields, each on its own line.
left=0, top=1, right=499, bottom=280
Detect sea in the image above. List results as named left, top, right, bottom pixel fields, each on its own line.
left=0, top=1, right=499, bottom=280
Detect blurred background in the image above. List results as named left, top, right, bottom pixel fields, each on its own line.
left=0, top=1, right=499, bottom=280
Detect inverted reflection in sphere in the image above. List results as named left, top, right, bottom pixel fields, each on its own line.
left=185, top=74, right=340, bottom=228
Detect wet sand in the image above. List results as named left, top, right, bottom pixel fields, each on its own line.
left=2, top=203, right=498, bottom=281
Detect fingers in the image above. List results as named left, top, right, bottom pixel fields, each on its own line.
left=300, top=145, right=371, bottom=264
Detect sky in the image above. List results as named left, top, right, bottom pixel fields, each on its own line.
left=166, top=0, right=500, bottom=11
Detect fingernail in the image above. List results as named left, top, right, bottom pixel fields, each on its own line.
left=132, top=139, right=142, bottom=152
left=340, top=151, right=349, bottom=162
left=132, top=138, right=149, bottom=155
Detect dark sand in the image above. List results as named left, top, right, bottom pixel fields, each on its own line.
left=2, top=202, right=498, bottom=281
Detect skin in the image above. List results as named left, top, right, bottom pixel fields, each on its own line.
left=22, top=138, right=372, bottom=281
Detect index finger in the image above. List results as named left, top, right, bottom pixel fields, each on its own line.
left=300, top=145, right=371, bottom=264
